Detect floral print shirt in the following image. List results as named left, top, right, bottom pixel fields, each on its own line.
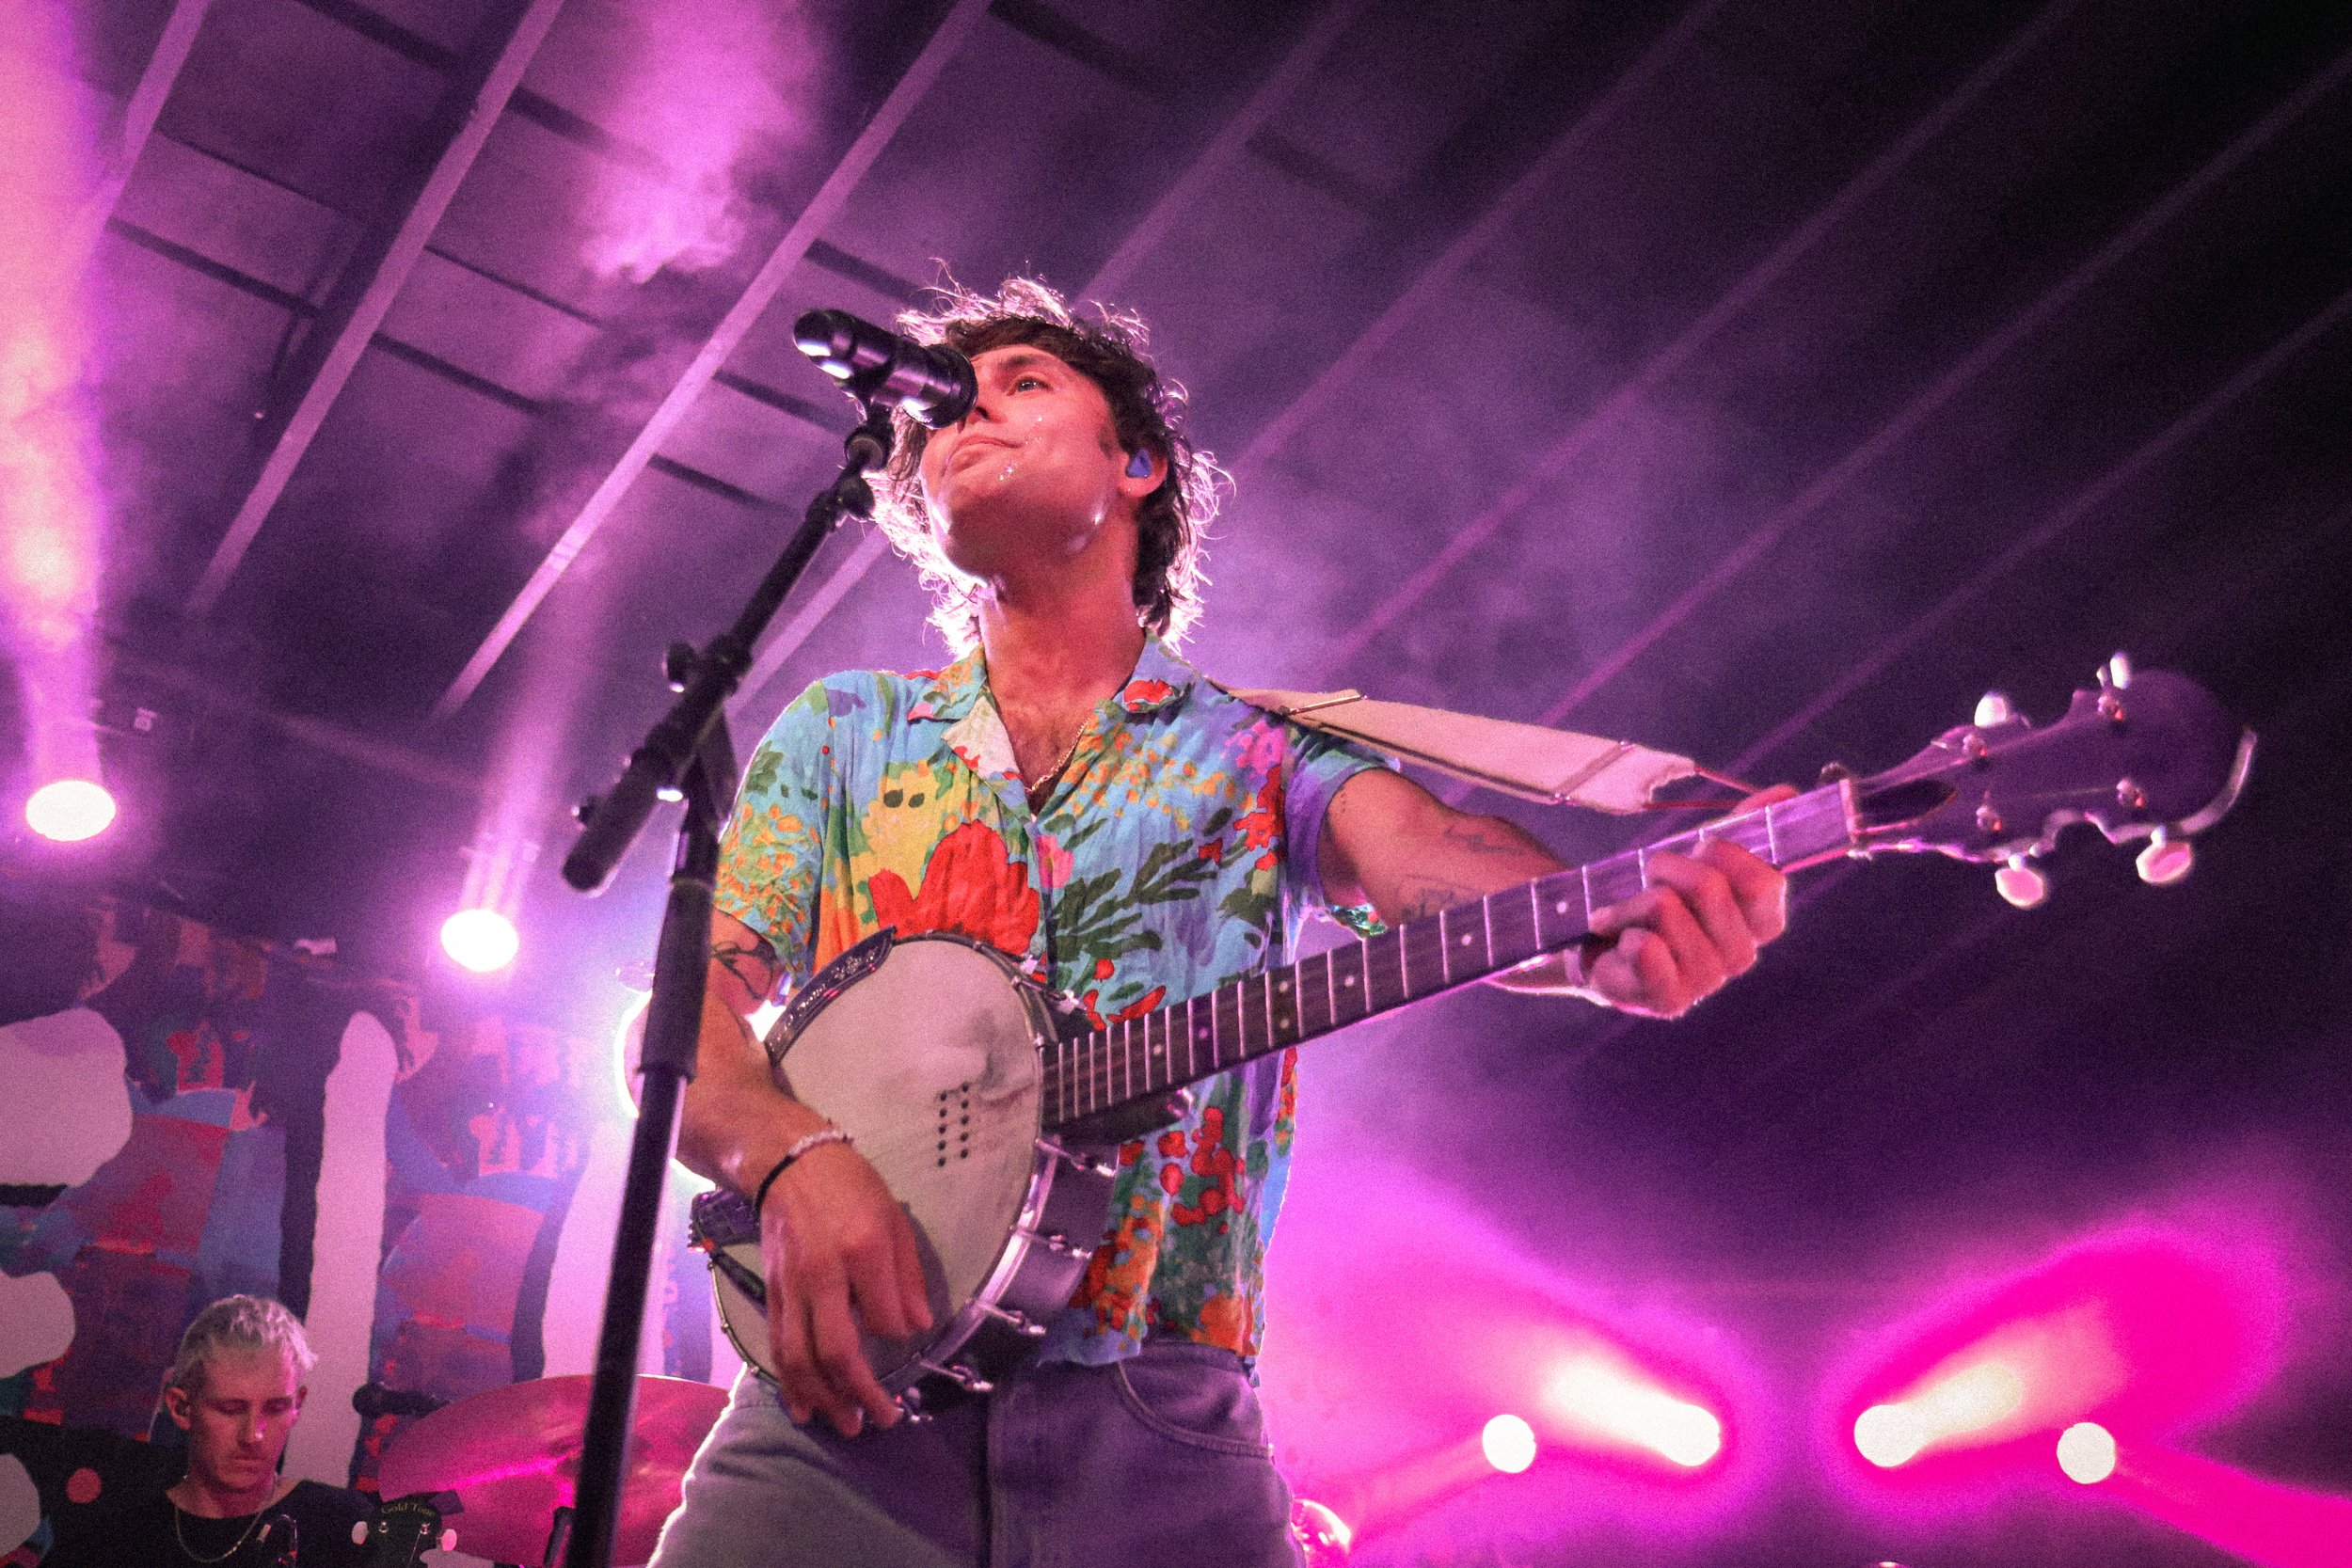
left=712, top=640, right=1384, bottom=1364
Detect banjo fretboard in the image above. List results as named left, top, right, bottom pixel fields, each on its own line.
left=1038, top=782, right=1857, bottom=1130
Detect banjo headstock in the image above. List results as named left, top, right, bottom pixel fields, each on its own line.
left=1845, top=655, right=2253, bottom=907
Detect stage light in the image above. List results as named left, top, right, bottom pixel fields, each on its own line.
left=440, top=908, right=519, bottom=974
left=2056, top=1421, right=2117, bottom=1484
left=24, top=778, right=115, bottom=842
left=1481, top=1414, right=1536, bottom=1474
left=2065, top=1433, right=2352, bottom=1567
left=1289, top=1497, right=1353, bottom=1566
left=1853, top=1359, right=2024, bottom=1468
left=1544, top=1355, right=1724, bottom=1469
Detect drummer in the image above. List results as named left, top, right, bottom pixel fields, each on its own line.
left=40, top=1296, right=371, bottom=1567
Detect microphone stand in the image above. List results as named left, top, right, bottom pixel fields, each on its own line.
left=555, top=382, right=899, bottom=1568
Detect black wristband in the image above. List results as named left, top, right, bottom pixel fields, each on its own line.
left=751, top=1153, right=795, bottom=1218
left=750, top=1126, right=852, bottom=1217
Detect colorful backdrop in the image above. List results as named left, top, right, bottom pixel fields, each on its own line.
left=0, top=881, right=718, bottom=1560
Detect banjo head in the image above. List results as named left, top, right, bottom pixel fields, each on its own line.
left=707, top=933, right=1054, bottom=1387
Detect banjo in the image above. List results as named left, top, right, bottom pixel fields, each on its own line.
left=689, top=657, right=2251, bottom=1415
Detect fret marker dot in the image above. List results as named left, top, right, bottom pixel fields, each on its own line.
left=1555, top=900, right=1570, bottom=914
left=1459, top=933, right=1473, bottom=946
left=1343, top=975, right=1356, bottom=987
left=1278, top=980, right=1290, bottom=993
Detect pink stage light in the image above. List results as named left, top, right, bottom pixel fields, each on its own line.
left=1850, top=1302, right=2126, bottom=1470
left=24, top=778, right=115, bottom=842
left=440, top=908, right=520, bottom=974
left=1307, top=1420, right=1545, bottom=1553
left=1262, top=1153, right=1768, bottom=1553
left=1541, top=1353, right=1724, bottom=1470
left=1854, top=1357, right=2026, bottom=1467
left=1481, top=1414, right=1537, bottom=1474
left=2055, top=1420, right=2118, bottom=1484
left=2058, top=1427, right=2352, bottom=1568
left=1830, top=1227, right=2282, bottom=1497
left=1289, top=1497, right=1353, bottom=1566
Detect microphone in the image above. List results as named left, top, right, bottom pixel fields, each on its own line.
left=792, top=309, right=977, bottom=427
left=352, top=1382, right=447, bottom=1420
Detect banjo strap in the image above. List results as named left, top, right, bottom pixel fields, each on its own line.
left=1213, top=681, right=1700, bottom=814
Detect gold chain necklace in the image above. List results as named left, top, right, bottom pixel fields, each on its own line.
left=1024, top=727, right=1087, bottom=808
left=172, top=1496, right=269, bottom=1565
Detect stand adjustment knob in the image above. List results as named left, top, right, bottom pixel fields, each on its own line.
left=664, top=642, right=698, bottom=691
left=575, top=795, right=601, bottom=826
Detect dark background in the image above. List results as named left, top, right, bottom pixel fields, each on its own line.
left=6, top=1, right=2349, bottom=1561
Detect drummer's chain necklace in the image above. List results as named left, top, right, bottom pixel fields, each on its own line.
left=172, top=1497, right=266, bottom=1564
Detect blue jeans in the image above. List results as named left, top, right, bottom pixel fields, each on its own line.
left=648, top=1339, right=1302, bottom=1567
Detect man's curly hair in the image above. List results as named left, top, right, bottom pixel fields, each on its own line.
left=876, top=277, right=1220, bottom=653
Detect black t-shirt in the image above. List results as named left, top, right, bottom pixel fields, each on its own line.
left=40, top=1478, right=374, bottom=1568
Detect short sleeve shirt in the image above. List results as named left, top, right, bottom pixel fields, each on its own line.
left=713, top=640, right=1385, bottom=1363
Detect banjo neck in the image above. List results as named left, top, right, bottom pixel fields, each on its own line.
left=1039, top=782, right=1860, bottom=1132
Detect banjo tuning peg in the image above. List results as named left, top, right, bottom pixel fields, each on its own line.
left=2136, top=829, right=2194, bottom=886
left=1994, top=857, right=2049, bottom=910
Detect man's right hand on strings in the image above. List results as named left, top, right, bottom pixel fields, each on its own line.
left=679, top=911, right=933, bottom=1437
left=755, top=1138, right=931, bottom=1435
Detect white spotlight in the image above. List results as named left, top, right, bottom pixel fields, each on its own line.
left=1546, top=1357, right=1724, bottom=1468
left=2056, top=1421, right=2118, bottom=1485
left=440, top=908, right=519, bottom=974
left=1481, top=1414, right=1538, bottom=1474
left=24, top=778, right=116, bottom=843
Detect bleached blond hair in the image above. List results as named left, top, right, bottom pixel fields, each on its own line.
left=166, top=1294, right=315, bottom=1398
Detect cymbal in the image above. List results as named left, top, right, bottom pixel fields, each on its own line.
left=378, top=1374, right=729, bottom=1567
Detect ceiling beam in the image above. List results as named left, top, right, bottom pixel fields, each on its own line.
left=431, top=0, right=997, bottom=721
left=186, top=0, right=569, bottom=616
left=1229, top=0, right=1731, bottom=483
left=1725, top=278, right=2352, bottom=781
left=726, top=0, right=1372, bottom=715
left=1084, top=0, right=1368, bottom=302
left=65, top=0, right=215, bottom=275
left=1308, top=0, right=2081, bottom=686
left=1523, top=40, right=2352, bottom=735
left=109, top=205, right=799, bottom=513
left=113, top=653, right=485, bottom=800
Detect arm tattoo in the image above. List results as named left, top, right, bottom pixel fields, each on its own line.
left=1439, top=816, right=1550, bottom=863
left=1394, top=875, right=1486, bottom=922
left=712, top=940, right=780, bottom=1003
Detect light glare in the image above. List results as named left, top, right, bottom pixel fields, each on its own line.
left=1854, top=1358, right=2025, bottom=1468
left=1545, top=1356, right=1724, bottom=1468
left=1481, top=1414, right=1537, bottom=1474
left=440, top=908, right=519, bottom=973
left=2057, top=1421, right=2118, bottom=1485
left=24, top=778, right=115, bottom=842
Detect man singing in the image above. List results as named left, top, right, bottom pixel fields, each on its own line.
left=653, top=278, right=1788, bottom=1565
left=39, top=1295, right=369, bottom=1567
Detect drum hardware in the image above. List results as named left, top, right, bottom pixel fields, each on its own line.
left=376, top=1374, right=726, bottom=1568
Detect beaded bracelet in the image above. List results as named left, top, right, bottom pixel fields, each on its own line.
left=752, top=1126, right=854, bottom=1217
